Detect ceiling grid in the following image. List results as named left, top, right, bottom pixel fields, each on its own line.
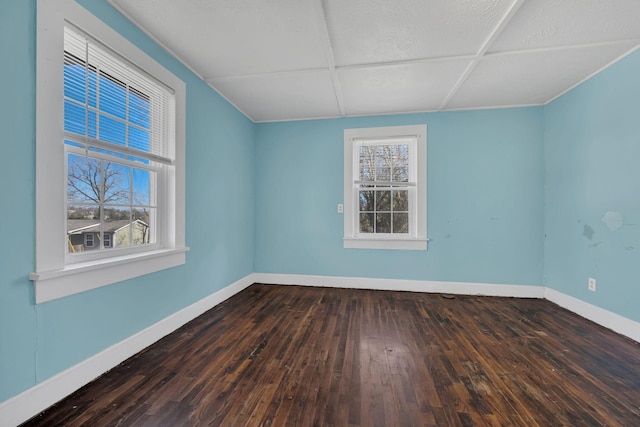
left=109, top=0, right=640, bottom=122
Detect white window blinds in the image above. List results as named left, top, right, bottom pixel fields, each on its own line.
left=63, top=25, right=175, bottom=164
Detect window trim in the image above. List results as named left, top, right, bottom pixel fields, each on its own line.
left=343, top=125, right=427, bottom=250
left=31, top=0, right=188, bottom=304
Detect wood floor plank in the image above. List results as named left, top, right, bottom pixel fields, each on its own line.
left=21, top=284, right=640, bottom=426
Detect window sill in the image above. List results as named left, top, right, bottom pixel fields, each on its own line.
left=343, top=237, right=427, bottom=250
left=30, top=247, right=190, bottom=303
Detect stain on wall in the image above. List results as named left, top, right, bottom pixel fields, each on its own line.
left=601, top=211, right=623, bottom=231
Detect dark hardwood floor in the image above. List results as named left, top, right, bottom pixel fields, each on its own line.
left=22, top=284, right=640, bottom=426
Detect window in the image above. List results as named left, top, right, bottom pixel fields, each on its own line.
left=343, top=125, right=427, bottom=250
left=103, top=233, right=112, bottom=248
left=84, top=233, right=94, bottom=248
left=63, top=25, right=165, bottom=261
left=31, top=0, right=187, bottom=303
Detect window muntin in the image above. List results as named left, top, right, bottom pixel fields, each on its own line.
left=63, top=25, right=169, bottom=261
left=344, top=125, right=427, bottom=250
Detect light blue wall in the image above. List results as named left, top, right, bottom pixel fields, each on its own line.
left=0, top=0, right=255, bottom=402
left=544, top=49, right=640, bottom=323
left=254, top=109, right=545, bottom=286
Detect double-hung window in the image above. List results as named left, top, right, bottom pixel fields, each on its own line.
left=32, top=0, right=187, bottom=303
left=343, top=125, right=427, bottom=250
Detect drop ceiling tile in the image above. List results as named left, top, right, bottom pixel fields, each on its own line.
left=490, top=0, right=640, bottom=53
left=448, top=43, right=638, bottom=109
left=338, top=60, right=471, bottom=116
left=211, top=71, right=340, bottom=122
left=325, top=0, right=515, bottom=66
left=111, top=0, right=328, bottom=77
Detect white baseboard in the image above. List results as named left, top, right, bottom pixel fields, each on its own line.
left=0, top=273, right=256, bottom=427
left=544, top=287, right=640, bottom=343
left=253, top=273, right=545, bottom=298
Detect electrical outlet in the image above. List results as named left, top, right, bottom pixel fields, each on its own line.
left=588, top=277, right=596, bottom=292
left=337, top=204, right=343, bottom=213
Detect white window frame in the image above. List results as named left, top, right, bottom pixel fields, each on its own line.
left=31, top=0, right=188, bottom=304
left=343, top=125, right=427, bottom=250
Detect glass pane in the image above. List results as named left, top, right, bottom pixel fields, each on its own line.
left=133, top=208, right=153, bottom=245
left=63, top=63, right=86, bottom=103
left=359, top=190, right=374, bottom=212
left=392, top=190, right=408, bottom=211
left=359, top=213, right=374, bottom=233
left=393, top=213, right=409, bottom=233
left=99, top=72, right=127, bottom=120
left=114, top=218, right=152, bottom=247
left=68, top=154, right=101, bottom=204
left=128, top=126, right=150, bottom=152
left=133, top=169, right=151, bottom=205
left=376, top=213, right=391, bottom=233
left=129, top=91, right=150, bottom=128
left=103, top=206, right=130, bottom=221
left=375, top=167, right=390, bottom=181
left=376, top=190, right=391, bottom=211
left=359, top=164, right=374, bottom=181
left=99, top=114, right=126, bottom=145
left=392, top=166, right=409, bottom=182
left=358, top=146, right=375, bottom=181
left=64, top=100, right=87, bottom=135
left=103, top=162, right=130, bottom=205
left=67, top=205, right=100, bottom=253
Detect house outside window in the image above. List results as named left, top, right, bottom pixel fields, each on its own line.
left=31, top=0, right=187, bottom=304
left=343, top=125, right=427, bottom=250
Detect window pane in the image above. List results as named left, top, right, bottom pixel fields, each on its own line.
left=375, top=167, right=390, bottom=181
left=392, top=166, right=409, bottom=182
left=376, top=213, right=391, bottom=233
left=392, top=190, right=408, bottom=211
left=64, top=100, right=87, bottom=135
left=359, top=213, right=374, bottom=233
left=103, top=162, right=130, bottom=205
left=393, top=213, right=409, bottom=233
left=68, top=154, right=101, bottom=204
left=359, top=190, right=374, bottom=212
left=376, top=190, right=391, bottom=211
left=133, top=208, right=153, bottom=245
left=99, top=72, right=127, bottom=120
left=359, top=146, right=375, bottom=181
left=63, top=63, right=86, bottom=103
left=129, top=126, right=150, bottom=153
left=129, top=91, right=150, bottom=128
left=114, top=215, right=152, bottom=247
left=99, top=114, right=126, bottom=145
left=133, top=169, right=152, bottom=205
left=67, top=205, right=100, bottom=253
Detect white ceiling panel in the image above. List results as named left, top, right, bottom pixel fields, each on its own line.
left=339, top=60, right=471, bottom=116
left=325, top=0, right=516, bottom=66
left=108, top=0, right=640, bottom=122
left=448, top=43, right=639, bottom=110
left=490, top=0, right=640, bottom=53
left=110, top=0, right=328, bottom=77
left=210, top=71, right=340, bottom=122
